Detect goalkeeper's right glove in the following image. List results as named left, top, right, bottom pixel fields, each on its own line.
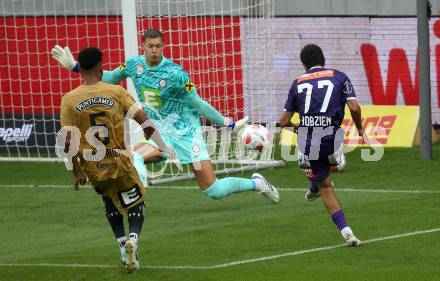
left=51, top=45, right=80, bottom=72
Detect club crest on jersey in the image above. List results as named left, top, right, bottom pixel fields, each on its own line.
left=343, top=80, right=354, bottom=95
left=76, top=97, right=115, bottom=112
left=184, top=80, right=195, bottom=92
left=159, top=79, right=167, bottom=88
left=136, top=64, right=144, bottom=75
left=192, top=144, right=200, bottom=154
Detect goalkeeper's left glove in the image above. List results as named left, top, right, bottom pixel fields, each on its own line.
left=225, top=116, right=249, bottom=134
left=51, top=45, right=80, bottom=72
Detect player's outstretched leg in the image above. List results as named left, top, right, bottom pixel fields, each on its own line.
left=203, top=175, right=279, bottom=203
left=102, top=196, right=128, bottom=264
left=195, top=160, right=279, bottom=203
left=251, top=173, right=279, bottom=203
left=133, top=142, right=165, bottom=163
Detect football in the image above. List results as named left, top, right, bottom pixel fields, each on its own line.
left=240, top=124, right=271, bottom=151
left=331, top=152, right=346, bottom=172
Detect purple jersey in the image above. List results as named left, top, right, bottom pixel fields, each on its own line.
left=284, top=67, right=356, bottom=179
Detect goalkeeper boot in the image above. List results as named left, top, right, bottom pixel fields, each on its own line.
left=124, top=239, right=140, bottom=273
left=252, top=173, right=279, bottom=203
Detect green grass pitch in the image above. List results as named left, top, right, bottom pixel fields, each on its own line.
left=0, top=144, right=439, bottom=281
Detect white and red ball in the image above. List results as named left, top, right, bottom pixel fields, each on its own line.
left=240, top=124, right=271, bottom=151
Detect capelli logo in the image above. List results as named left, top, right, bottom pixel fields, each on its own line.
left=0, top=124, right=33, bottom=142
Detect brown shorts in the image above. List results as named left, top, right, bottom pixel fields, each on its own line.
left=91, top=166, right=146, bottom=214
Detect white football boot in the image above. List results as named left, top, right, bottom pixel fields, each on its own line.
left=341, top=227, right=362, bottom=247
left=252, top=173, right=279, bottom=203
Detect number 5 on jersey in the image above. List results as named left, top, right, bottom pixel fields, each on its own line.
left=89, top=112, right=110, bottom=145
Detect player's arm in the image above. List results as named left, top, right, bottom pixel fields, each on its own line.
left=64, top=131, right=87, bottom=191
left=179, top=73, right=248, bottom=133
left=343, top=77, right=364, bottom=136
left=60, top=97, right=87, bottom=190
left=51, top=45, right=128, bottom=84
left=280, top=82, right=298, bottom=132
left=347, top=99, right=364, bottom=136
left=280, top=111, right=295, bottom=128
left=101, top=66, right=128, bottom=84
left=185, top=91, right=228, bottom=125
left=133, top=108, right=168, bottom=152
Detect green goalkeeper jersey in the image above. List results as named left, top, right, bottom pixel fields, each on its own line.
left=102, top=55, right=201, bottom=136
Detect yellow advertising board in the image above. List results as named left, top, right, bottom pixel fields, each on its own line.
left=280, top=105, right=424, bottom=147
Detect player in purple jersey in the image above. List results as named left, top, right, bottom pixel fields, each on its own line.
left=280, top=44, right=364, bottom=246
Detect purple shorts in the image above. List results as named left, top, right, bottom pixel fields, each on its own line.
left=303, top=144, right=334, bottom=183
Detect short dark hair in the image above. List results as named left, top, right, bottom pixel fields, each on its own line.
left=143, top=29, right=164, bottom=42
left=78, top=47, right=102, bottom=71
left=300, top=44, right=325, bottom=69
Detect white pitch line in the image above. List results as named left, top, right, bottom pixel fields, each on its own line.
left=0, top=227, right=439, bottom=270
left=326, top=188, right=440, bottom=195
left=152, top=186, right=440, bottom=195
left=0, top=263, right=115, bottom=269
left=1, top=184, right=440, bottom=194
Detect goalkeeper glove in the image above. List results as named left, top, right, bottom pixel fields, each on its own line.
left=51, top=45, right=80, bottom=72
left=225, top=116, right=249, bottom=134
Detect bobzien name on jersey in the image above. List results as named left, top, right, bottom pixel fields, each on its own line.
left=0, top=124, right=33, bottom=142
left=301, top=116, right=332, bottom=127
left=76, top=97, right=115, bottom=112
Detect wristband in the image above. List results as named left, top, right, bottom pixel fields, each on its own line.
left=225, top=118, right=235, bottom=129
left=72, top=61, right=80, bottom=73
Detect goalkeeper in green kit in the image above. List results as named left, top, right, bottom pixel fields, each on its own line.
left=52, top=29, right=279, bottom=203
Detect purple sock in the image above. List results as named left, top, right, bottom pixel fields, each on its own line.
left=331, top=210, right=348, bottom=231
left=309, top=182, right=319, bottom=193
